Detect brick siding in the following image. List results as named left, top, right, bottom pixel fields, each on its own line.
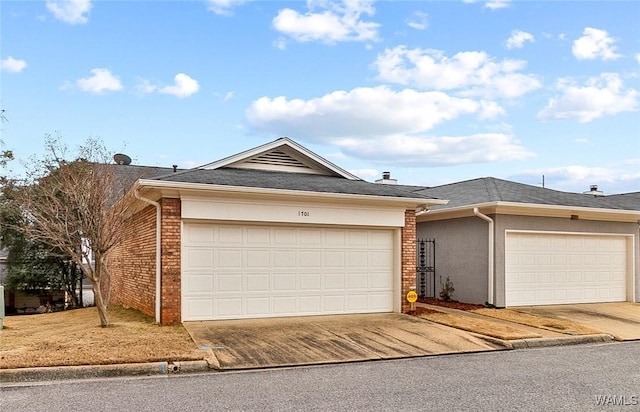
left=160, top=198, right=181, bottom=325
left=109, top=204, right=156, bottom=318
left=401, top=209, right=417, bottom=313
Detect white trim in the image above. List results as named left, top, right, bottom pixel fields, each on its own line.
left=418, top=201, right=640, bottom=222
left=181, top=197, right=407, bottom=227
left=197, top=137, right=361, bottom=180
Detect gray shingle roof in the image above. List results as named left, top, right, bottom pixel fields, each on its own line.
left=150, top=167, right=439, bottom=200
left=414, top=177, right=639, bottom=211
left=114, top=164, right=179, bottom=192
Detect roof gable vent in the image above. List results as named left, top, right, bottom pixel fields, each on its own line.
left=226, top=148, right=332, bottom=175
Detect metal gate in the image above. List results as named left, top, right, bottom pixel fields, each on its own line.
left=417, top=238, right=435, bottom=298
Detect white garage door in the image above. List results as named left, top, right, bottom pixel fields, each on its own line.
left=182, top=223, right=395, bottom=321
left=505, top=232, right=628, bottom=306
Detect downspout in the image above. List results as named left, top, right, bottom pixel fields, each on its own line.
left=134, top=188, right=161, bottom=324
left=474, top=208, right=495, bottom=307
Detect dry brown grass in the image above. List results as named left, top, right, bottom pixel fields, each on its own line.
left=0, top=306, right=205, bottom=369
left=472, top=308, right=602, bottom=335
left=418, top=312, right=543, bottom=340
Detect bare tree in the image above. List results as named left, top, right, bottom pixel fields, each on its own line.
left=11, top=135, right=132, bottom=326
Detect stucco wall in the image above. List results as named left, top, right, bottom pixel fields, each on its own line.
left=493, top=215, right=639, bottom=307
left=417, top=216, right=490, bottom=305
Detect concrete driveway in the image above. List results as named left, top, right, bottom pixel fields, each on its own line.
left=514, top=302, right=640, bottom=341
left=184, top=313, right=503, bottom=370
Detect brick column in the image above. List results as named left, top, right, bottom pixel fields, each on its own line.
left=401, top=209, right=416, bottom=313
left=160, top=198, right=181, bottom=325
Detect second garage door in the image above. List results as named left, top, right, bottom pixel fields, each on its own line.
left=505, top=231, right=628, bottom=306
left=182, top=223, right=395, bottom=321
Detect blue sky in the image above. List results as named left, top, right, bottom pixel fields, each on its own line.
left=1, top=0, right=639, bottom=194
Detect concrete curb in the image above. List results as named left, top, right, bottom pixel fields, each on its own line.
left=505, top=333, right=614, bottom=349
left=0, top=360, right=211, bottom=384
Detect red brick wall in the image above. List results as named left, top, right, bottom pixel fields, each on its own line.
left=160, top=198, right=181, bottom=325
left=109, top=204, right=156, bottom=318
left=401, top=209, right=417, bottom=313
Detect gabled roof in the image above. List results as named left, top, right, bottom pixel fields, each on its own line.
left=415, top=177, right=638, bottom=211
left=129, top=138, right=445, bottom=205
left=197, top=137, right=360, bottom=180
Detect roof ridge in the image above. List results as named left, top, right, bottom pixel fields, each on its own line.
left=483, top=177, right=502, bottom=201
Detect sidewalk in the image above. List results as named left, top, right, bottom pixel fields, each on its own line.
left=415, top=302, right=614, bottom=349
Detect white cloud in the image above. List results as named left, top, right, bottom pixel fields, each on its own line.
left=136, top=79, right=157, bottom=94
left=575, top=138, right=589, bottom=144
left=538, top=73, right=638, bottom=122
left=159, top=73, right=200, bottom=98
left=485, top=0, right=511, bottom=9
left=336, top=134, right=533, bottom=166
left=206, top=0, right=246, bottom=16
left=572, top=27, right=620, bottom=61
left=636, top=53, right=640, bottom=64
left=46, top=0, right=92, bottom=24
left=272, top=0, right=380, bottom=45
left=348, top=168, right=379, bottom=180
left=75, top=68, right=123, bottom=93
left=512, top=164, right=640, bottom=194
left=373, top=46, right=542, bottom=99
left=0, top=56, right=27, bottom=73
left=505, top=30, right=534, bottom=49
left=246, top=86, right=503, bottom=140
left=139, top=73, right=200, bottom=98
left=406, top=11, right=428, bottom=31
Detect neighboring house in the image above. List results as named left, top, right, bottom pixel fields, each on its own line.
left=0, top=247, right=66, bottom=314
left=411, top=178, right=640, bottom=308
left=109, top=138, right=444, bottom=325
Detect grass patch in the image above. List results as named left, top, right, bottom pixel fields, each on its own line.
left=0, top=306, right=205, bottom=369
left=418, top=312, right=542, bottom=340
left=472, top=308, right=602, bottom=335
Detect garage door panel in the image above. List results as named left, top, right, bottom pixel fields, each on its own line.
left=299, top=273, right=321, bottom=290
left=506, top=232, right=627, bottom=306
left=183, top=223, right=394, bottom=320
left=246, top=297, right=270, bottom=316
left=184, top=274, right=213, bottom=293
left=324, top=274, right=345, bottom=289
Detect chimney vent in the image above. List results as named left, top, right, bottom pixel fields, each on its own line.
left=583, top=185, right=604, bottom=196
left=375, top=171, right=397, bottom=185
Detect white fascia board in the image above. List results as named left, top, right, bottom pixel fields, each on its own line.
left=417, top=201, right=640, bottom=222
left=137, top=179, right=447, bottom=208
left=196, top=137, right=361, bottom=180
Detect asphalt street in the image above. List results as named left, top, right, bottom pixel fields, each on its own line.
left=2, top=342, right=639, bottom=412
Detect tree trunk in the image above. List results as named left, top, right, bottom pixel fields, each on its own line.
left=93, top=279, right=110, bottom=327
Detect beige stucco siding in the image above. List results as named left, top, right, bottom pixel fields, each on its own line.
left=417, top=216, right=490, bottom=305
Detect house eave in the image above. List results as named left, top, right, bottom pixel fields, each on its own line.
left=135, top=179, right=447, bottom=208
left=417, top=201, right=640, bottom=223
